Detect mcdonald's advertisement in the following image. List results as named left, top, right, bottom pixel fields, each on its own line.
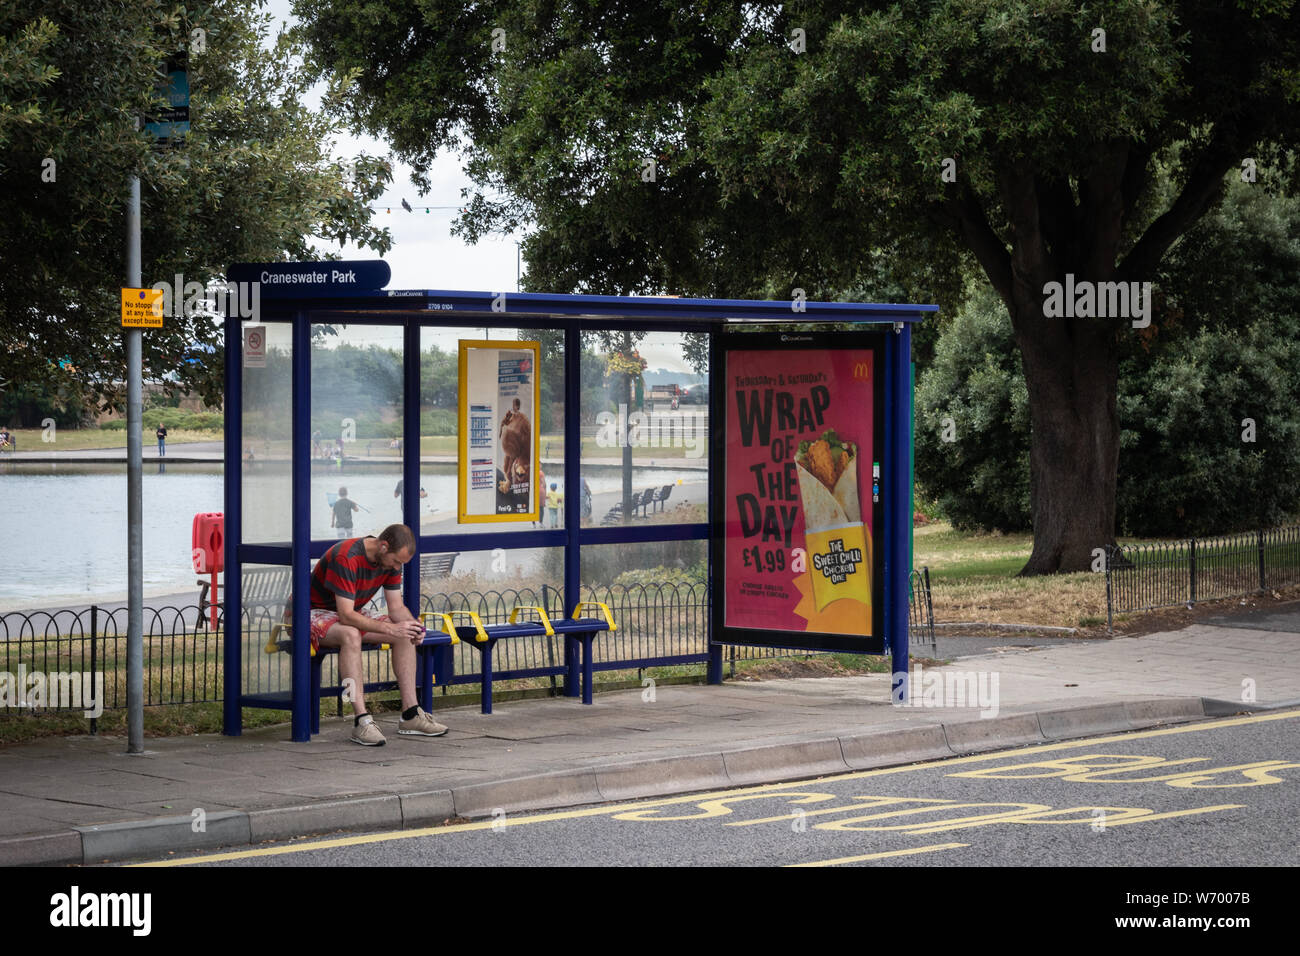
left=718, top=338, right=883, bottom=652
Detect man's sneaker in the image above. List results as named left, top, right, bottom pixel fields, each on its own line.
left=351, top=715, right=386, bottom=747
left=398, top=709, right=448, bottom=737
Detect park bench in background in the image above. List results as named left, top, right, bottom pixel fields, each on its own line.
left=197, top=565, right=290, bottom=629
left=601, top=490, right=652, bottom=525
left=419, top=551, right=459, bottom=579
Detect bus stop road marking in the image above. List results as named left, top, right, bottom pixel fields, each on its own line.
left=138, top=709, right=1298, bottom=866
left=786, top=843, right=970, bottom=867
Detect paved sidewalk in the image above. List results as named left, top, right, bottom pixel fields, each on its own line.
left=2, top=619, right=1298, bottom=865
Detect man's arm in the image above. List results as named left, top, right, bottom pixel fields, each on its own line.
left=383, top=588, right=424, bottom=643
left=334, top=593, right=420, bottom=642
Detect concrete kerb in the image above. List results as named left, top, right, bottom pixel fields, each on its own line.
left=595, top=754, right=729, bottom=802
left=451, top=769, right=604, bottom=818
left=0, top=831, right=82, bottom=867
left=75, top=810, right=250, bottom=863
left=721, top=738, right=849, bottom=787
left=1200, top=696, right=1300, bottom=717
left=247, top=795, right=402, bottom=843
left=5, top=696, right=1231, bottom=866
left=838, top=725, right=952, bottom=770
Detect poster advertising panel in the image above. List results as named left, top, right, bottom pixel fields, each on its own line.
left=713, top=332, right=885, bottom=653
left=458, top=340, right=541, bottom=522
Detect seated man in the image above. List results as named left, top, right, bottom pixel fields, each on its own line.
left=308, top=523, right=447, bottom=746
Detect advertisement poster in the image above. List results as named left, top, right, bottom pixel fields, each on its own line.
left=720, top=340, right=882, bottom=649
left=458, top=341, right=541, bottom=522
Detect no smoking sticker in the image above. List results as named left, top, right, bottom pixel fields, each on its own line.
left=244, top=326, right=266, bottom=367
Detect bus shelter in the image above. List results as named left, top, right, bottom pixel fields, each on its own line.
left=221, top=261, right=934, bottom=741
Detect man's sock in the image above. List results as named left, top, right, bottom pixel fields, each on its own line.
left=354, top=712, right=371, bottom=727
left=401, top=705, right=419, bottom=721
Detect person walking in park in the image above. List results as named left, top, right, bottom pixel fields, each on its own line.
left=394, top=479, right=427, bottom=516
left=0, top=426, right=13, bottom=452
left=546, top=482, right=563, bottom=527
left=331, top=486, right=359, bottom=539
left=156, top=423, right=167, bottom=456
left=308, top=524, right=447, bottom=745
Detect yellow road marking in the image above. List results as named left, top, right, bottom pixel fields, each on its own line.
left=787, top=843, right=969, bottom=867
left=1093, top=805, right=1244, bottom=827
left=138, top=707, right=1299, bottom=866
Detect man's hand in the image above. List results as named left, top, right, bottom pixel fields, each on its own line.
left=391, top=619, right=425, bottom=644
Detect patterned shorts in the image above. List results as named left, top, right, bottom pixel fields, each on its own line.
left=308, top=608, right=392, bottom=654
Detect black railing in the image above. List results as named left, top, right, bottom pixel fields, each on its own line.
left=2, top=570, right=938, bottom=718
left=1106, top=525, right=1300, bottom=626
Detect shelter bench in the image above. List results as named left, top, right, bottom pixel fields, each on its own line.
left=420, top=603, right=618, bottom=715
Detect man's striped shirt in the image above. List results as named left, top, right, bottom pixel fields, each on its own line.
left=309, top=537, right=400, bottom=610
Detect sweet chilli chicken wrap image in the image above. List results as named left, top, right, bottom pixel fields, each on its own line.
left=795, top=429, right=872, bottom=613
left=795, top=429, right=861, bottom=523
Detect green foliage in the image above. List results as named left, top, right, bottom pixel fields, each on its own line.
left=0, top=376, right=88, bottom=427
left=421, top=408, right=456, bottom=435
left=0, top=0, right=392, bottom=409
left=1115, top=181, right=1300, bottom=535
left=915, top=281, right=1031, bottom=532
left=920, top=183, right=1300, bottom=537
left=612, top=563, right=706, bottom=590
left=101, top=408, right=223, bottom=431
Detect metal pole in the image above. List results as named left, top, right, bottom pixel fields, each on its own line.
left=126, top=171, right=144, bottom=754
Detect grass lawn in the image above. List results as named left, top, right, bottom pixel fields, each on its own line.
left=913, top=522, right=1108, bottom=629
left=3, top=427, right=223, bottom=452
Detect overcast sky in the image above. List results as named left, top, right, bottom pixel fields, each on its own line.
left=260, top=1, right=690, bottom=371
left=264, top=0, right=520, bottom=294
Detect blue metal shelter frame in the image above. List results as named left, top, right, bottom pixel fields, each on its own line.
left=221, top=275, right=934, bottom=741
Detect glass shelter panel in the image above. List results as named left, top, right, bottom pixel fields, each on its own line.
left=417, top=326, right=565, bottom=535
left=241, top=321, right=293, bottom=545
left=580, top=330, right=708, bottom=528
left=311, top=323, right=404, bottom=544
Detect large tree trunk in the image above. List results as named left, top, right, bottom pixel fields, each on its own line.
left=1010, top=293, right=1120, bottom=575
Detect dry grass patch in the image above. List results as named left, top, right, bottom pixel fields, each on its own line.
left=931, top=573, right=1108, bottom=630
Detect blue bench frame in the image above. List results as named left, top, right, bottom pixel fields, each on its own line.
left=420, top=604, right=616, bottom=714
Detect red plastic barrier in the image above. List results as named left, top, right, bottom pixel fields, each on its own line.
left=192, top=513, right=224, bottom=630
left=192, top=512, right=224, bottom=573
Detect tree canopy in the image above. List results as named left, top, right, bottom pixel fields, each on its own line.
left=296, top=0, right=1300, bottom=571
left=0, top=0, right=393, bottom=411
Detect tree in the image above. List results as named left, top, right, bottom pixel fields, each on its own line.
left=918, top=181, right=1300, bottom=538
left=296, top=0, right=1300, bottom=573
left=0, top=0, right=392, bottom=411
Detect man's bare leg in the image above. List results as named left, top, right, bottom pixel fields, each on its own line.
left=387, top=637, right=418, bottom=711
left=317, top=623, right=367, bottom=716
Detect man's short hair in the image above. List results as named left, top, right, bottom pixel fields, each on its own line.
left=379, top=524, right=415, bottom=553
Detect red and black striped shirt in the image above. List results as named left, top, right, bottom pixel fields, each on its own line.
left=309, top=537, right=401, bottom=610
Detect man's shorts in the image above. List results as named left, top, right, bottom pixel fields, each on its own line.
left=308, top=608, right=392, bottom=654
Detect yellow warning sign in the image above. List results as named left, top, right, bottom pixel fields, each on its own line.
left=121, top=288, right=164, bottom=328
